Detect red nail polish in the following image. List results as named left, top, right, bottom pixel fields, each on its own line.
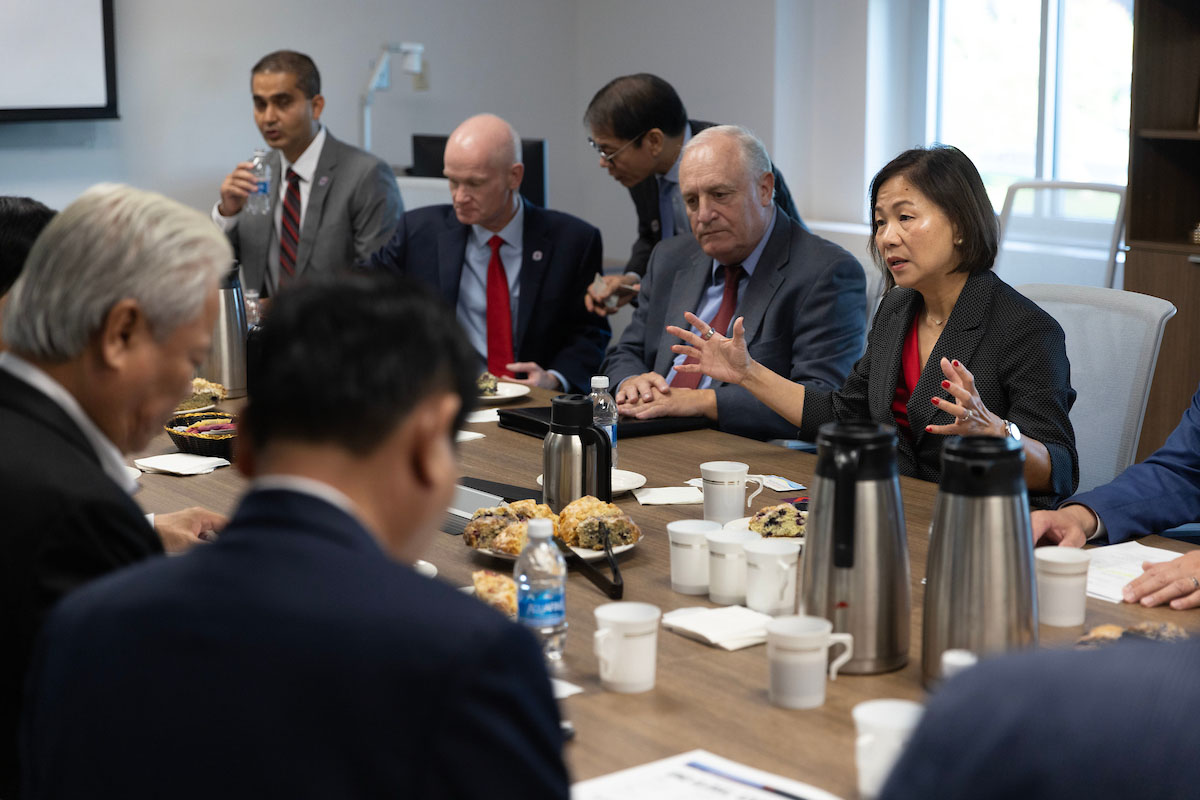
left=925, top=426, right=933, bottom=432
left=952, top=360, right=960, bottom=367
left=931, top=397, right=940, bottom=405
left=941, top=380, right=950, bottom=389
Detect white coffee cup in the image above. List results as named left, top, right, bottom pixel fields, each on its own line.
left=593, top=602, right=661, bottom=693
left=700, top=461, right=766, bottom=524
left=667, top=520, right=720, bottom=595
left=852, top=698, right=925, bottom=800
left=1035, top=547, right=1092, bottom=627
left=706, top=528, right=760, bottom=605
left=766, top=615, right=854, bottom=709
left=743, top=538, right=801, bottom=616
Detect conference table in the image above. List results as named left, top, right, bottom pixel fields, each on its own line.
left=135, top=388, right=1200, bottom=798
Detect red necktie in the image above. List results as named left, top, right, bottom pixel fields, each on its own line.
left=674, top=264, right=744, bottom=389
left=279, top=168, right=301, bottom=284
left=486, top=235, right=514, bottom=377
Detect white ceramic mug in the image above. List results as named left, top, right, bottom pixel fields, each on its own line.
left=593, top=602, right=661, bottom=693
left=1035, top=547, right=1092, bottom=627
left=700, top=461, right=766, bottom=524
left=706, top=528, right=761, bottom=605
left=766, top=615, right=854, bottom=709
left=667, top=520, right=720, bottom=595
left=743, top=538, right=801, bottom=616
left=853, top=699, right=925, bottom=800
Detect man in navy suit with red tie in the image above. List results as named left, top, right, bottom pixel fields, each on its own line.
left=365, top=113, right=609, bottom=393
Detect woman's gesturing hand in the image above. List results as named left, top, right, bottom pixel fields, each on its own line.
left=925, top=357, right=1006, bottom=438
left=666, top=313, right=754, bottom=386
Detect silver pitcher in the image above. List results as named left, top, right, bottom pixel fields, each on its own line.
left=922, top=435, right=1037, bottom=688
left=196, top=265, right=247, bottom=398
left=542, top=394, right=612, bottom=512
left=800, top=421, right=910, bottom=674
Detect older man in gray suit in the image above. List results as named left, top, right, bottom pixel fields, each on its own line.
left=603, top=125, right=866, bottom=441
left=213, top=50, right=402, bottom=295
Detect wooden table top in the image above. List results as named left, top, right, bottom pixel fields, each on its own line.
left=135, top=389, right=1200, bottom=798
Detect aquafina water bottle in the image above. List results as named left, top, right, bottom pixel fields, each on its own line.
left=588, top=375, right=618, bottom=467
left=246, top=148, right=271, bottom=215
left=515, top=518, right=567, bottom=671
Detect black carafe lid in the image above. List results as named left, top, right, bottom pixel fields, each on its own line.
left=940, top=435, right=1026, bottom=496
left=814, top=420, right=898, bottom=481
left=549, top=394, right=592, bottom=432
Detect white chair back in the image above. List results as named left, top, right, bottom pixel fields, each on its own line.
left=396, top=176, right=450, bottom=211
left=1017, top=283, right=1175, bottom=493
left=998, top=182, right=1126, bottom=289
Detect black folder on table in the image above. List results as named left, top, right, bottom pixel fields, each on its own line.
left=497, top=406, right=711, bottom=440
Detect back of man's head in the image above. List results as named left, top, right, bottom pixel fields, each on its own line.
left=251, top=50, right=321, bottom=98
left=0, top=196, right=55, bottom=296
left=2, top=183, right=231, bottom=362
left=584, top=73, right=688, bottom=141
left=242, top=274, right=476, bottom=456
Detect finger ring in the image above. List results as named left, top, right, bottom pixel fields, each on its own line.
left=1190, top=576, right=1198, bottom=590
left=702, top=327, right=716, bottom=341
left=963, top=409, right=975, bottom=424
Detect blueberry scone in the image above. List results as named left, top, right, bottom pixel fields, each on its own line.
left=748, top=502, right=807, bottom=538
left=558, top=496, right=641, bottom=550
left=462, top=500, right=557, bottom=555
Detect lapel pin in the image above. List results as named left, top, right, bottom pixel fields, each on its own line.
left=318, top=176, right=329, bottom=187
left=532, top=250, right=543, bottom=261
left=651, top=220, right=660, bottom=233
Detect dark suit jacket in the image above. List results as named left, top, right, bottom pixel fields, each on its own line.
left=231, top=132, right=403, bottom=293
left=0, top=369, right=162, bottom=798
left=22, top=489, right=569, bottom=800
left=1070, top=382, right=1200, bottom=542
left=365, top=201, right=610, bottom=392
left=800, top=270, right=1078, bottom=508
left=624, top=119, right=802, bottom=277
left=881, top=638, right=1200, bottom=800
left=602, top=211, right=866, bottom=441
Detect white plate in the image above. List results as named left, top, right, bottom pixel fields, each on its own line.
left=472, top=541, right=637, bottom=562
left=535, top=469, right=647, bottom=495
left=476, top=382, right=531, bottom=404
left=172, top=403, right=215, bottom=415
left=723, top=515, right=803, bottom=544
left=123, top=465, right=142, bottom=482
left=414, top=559, right=437, bottom=578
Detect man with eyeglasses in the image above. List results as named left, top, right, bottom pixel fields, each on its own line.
left=583, top=73, right=801, bottom=316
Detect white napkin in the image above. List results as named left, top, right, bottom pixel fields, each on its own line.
left=465, top=409, right=500, bottom=424
left=661, top=606, right=774, bottom=650
left=134, top=453, right=230, bottom=476
left=552, top=678, right=584, bottom=699
left=686, top=475, right=805, bottom=492
left=456, top=430, right=486, bottom=443
left=633, top=487, right=704, bottom=505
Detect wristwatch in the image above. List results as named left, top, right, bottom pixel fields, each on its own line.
left=1002, top=419, right=1021, bottom=441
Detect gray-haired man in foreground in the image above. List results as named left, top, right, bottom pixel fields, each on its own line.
left=0, top=183, right=230, bottom=797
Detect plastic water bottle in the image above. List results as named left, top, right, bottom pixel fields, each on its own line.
left=589, top=375, right=618, bottom=467
left=246, top=148, right=271, bottom=215
left=515, top=518, right=567, bottom=671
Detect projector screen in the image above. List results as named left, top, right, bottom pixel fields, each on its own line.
left=0, top=0, right=117, bottom=122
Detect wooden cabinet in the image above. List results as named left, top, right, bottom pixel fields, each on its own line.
left=1125, top=0, right=1200, bottom=459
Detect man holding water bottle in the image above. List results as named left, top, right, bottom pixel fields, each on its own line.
left=213, top=50, right=402, bottom=297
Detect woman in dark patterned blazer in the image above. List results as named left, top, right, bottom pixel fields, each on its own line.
left=668, top=145, right=1077, bottom=508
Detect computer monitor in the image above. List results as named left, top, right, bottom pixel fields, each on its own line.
left=408, top=134, right=548, bottom=208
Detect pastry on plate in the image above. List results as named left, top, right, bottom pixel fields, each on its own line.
left=558, top=496, right=641, bottom=550
left=471, top=570, right=517, bottom=617
left=462, top=500, right=557, bottom=555
left=176, top=377, right=227, bottom=411
left=748, top=502, right=807, bottom=538
left=1076, top=621, right=1188, bottom=649
left=476, top=371, right=499, bottom=396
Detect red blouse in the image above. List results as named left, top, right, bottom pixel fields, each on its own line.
left=891, top=314, right=922, bottom=435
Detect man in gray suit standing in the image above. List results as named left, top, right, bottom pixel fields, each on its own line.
left=213, top=50, right=402, bottom=295
left=603, top=125, right=866, bottom=441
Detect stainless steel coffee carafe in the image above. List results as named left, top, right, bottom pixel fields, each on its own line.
left=196, top=265, right=247, bottom=398
left=800, top=421, right=910, bottom=674
left=542, top=395, right=612, bottom=512
left=922, top=436, right=1037, bottom=688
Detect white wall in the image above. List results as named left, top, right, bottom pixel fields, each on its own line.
left=0, top=0, right=880, bottom=263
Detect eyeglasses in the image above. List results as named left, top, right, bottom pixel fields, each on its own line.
left=588, top=132, right=646, bottom=163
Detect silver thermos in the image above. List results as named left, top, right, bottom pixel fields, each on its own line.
left=800, top=421, right=910, bottom=675
left=542, top=394, right=612, bottom=513
left=922, top=436, right=1037, bottom=688
left=196, top=265, right=247, bottom=398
